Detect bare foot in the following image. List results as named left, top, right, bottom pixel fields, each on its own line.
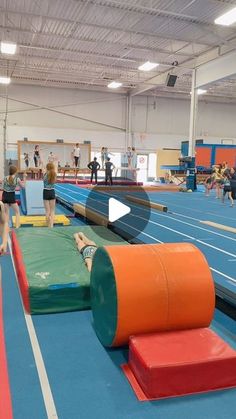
left=73, top=233, right=79, bottom=242
left=78, top=232, right=86, bottom=241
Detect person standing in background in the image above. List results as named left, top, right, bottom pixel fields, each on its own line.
left=131, top=147, right=137, bottom=169
left=105, top=157, right=115, bottom=185
left=88, top=157, right=101, bottom=184
left=43, top=163, right=57, bottom=227
left=1, top=165, right=26, bottom=228
left=33, top=145, right=41, bottom=167
left=229, top=167, right=236, bottom=207
left=48, top=152, right=55, bottom=163
left=104, top=147, right=109, bottom=164
left=48, top=152, right=58, bottom=172
left=127, top=147, right=132, bottom=168
left=101, top=147, right=106, bottom=168
left=212, top=165, right=224, bottom=199
left=24, top=153, right=29, bottom=168
left=73, top=143, right=80, bottom=168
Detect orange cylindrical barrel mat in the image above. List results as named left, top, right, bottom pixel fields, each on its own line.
left=90, top=243, right=215, bottom=347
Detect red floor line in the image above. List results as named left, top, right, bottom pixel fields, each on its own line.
left=0, top=284, right=13, bottom=419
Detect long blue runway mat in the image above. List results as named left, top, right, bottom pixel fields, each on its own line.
left=1, top=198, right=235, bottom=419
left=55, top=184, right=236, bottom=306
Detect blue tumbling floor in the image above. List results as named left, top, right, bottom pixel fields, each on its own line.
left=55, top=183, right=236, bottom=306
left=1, top=186, right=235, bottom=418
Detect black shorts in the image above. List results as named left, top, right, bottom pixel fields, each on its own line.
left=43, top=189, right=55, bottom=201
left=2, top=191, right=16, bottom=204
left=223, top=186, right=231, bottom=193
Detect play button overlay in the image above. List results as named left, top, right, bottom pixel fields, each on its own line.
left=109, top=198, right=130, bottom=222
left=85, top=182, right=151, bottom=243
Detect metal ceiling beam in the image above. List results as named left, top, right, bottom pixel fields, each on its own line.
left=80, top=0, right=199, bottom=20
left=196, top=49, right=236, bottom=88
left=17, top=40, right=195, bottom=59
left=130, top=41, right=236, bottom=96
left=0, top=8, right=218, bottom=47
left=49, top=0, right=234, bottom=28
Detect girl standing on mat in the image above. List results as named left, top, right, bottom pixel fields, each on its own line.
left=131, top=147, right=137, bottom=169
left=1, top=166, right=26, bottom=229
left=74, top=232, right=97, bottom=272
left=72, top=143, right=80, bottom=168
left=101, top=147, right=106, bottom=168
left=127, top=147, right=133, bottom=168
left=43, top=163, right=57, bottom=227
left=229, top=167, right=236, bottom=207
left=23, top=153, right=29, bottom=169
left=0, top=202, right=8, bottom=255
left=204, top=174, right=213, bottom=196
left=212, top=165, right=224, bottom=199
left=222, top=172, right=231, bottom=204
left=33, top=145, right=41, bottom=168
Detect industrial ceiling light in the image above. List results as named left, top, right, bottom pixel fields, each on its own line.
left=215, top=7, right=236, bottom=26
left=0, top=41, right=17, bottom=54
left=108, top=81, right=122, bottom=88
left=138, top=61, right=159, bottom=71
left=190, top=89, right=207, bottom=95
left=0, top=76, right=11, bottom=84
left=197, top=89, right=207, bottom=95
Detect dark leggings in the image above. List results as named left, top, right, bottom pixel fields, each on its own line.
left=74, top=156, right=80, bottom=167
left=105, top=173, right=113, bottom=185
left=91, top=171, right=97, bottom=183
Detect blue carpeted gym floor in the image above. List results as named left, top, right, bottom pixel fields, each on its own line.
left=1, top=185, right=236, bottom=419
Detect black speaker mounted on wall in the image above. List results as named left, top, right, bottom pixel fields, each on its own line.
left=166, top=74, right=177, bottom=87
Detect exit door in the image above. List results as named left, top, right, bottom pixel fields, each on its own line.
left=137, top=154, right=148, bottom=183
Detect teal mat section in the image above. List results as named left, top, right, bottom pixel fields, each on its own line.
left=15, top=226, right=127, bottom=314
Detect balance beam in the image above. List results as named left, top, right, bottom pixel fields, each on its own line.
left=73, top=203, right=108, bottom=227
left=126, top=195, right=168, bottom=212
left=200, top=221, right=236, bottom=234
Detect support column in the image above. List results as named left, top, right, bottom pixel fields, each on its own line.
left=0, top=122, right=4, bottom=180
left=0, top=90, right=9, bottom=179
left=125, top=93, right=132, bottom=150
left=188, top=69, right=198, bottom=157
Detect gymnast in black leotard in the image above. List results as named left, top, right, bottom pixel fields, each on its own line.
left=74, top=232, right=97, bottom=272
left=34, top=145, right=41, bottom=167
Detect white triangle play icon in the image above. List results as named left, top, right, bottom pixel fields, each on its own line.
left=108, top=198, right=131, bottom=223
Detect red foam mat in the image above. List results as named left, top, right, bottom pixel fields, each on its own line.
left=123, top=329, right=236, bottom=400
left=0, top=284, right=13, bottom=418
left=11, top=230, right=30, bottom=313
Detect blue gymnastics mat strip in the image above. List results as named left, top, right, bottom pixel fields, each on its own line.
left=55, top=184, right=236, bottom=306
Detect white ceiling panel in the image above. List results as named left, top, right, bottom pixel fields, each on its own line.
left=0, top=0, right=235, bottom=98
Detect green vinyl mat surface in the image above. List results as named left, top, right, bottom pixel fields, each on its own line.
left=15, top=226, right=127, bottom=314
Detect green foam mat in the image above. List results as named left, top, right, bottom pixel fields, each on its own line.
left=14, top=226, right=127, bottom=314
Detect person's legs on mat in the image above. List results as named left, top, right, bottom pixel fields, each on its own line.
left=49, top=199, right=56, bottom=227
left=11, top=203, right=21, bottom=228
left=43, top=200, right=50, bottom=226
left=229, top=191, right=234, bottom=207
left=3, top=204, right=10, bottom=225
left=74, top=232, right=96, bottom=247
left=74, top=232, right=96, bottom=272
